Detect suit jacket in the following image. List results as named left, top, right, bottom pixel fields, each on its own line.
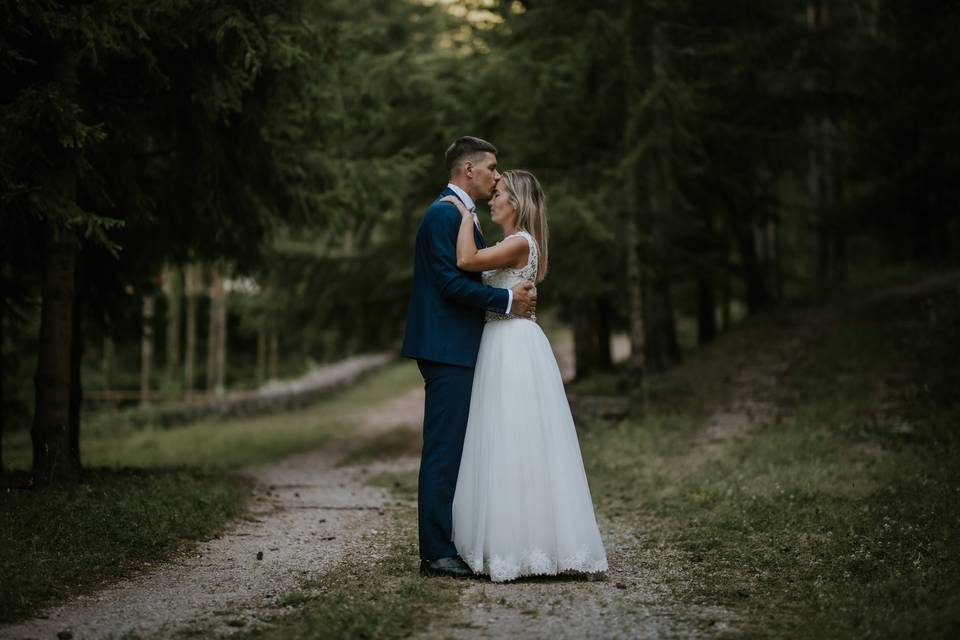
left=400, top=187, right=510, bottom=367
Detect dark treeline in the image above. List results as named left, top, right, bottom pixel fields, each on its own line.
left=481, top=0, right=960, bottom=375
left=1, top=0, right=958, bottom=484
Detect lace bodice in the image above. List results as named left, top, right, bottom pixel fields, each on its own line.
left=484, top=231, right=538, bottom=322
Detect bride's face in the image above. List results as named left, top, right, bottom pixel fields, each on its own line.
left=489, top=186, right=516, bottom=229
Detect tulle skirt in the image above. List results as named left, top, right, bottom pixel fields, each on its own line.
left=452, top=318, right=608, bottom=582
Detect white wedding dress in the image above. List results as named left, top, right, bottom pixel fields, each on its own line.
left=452, top=231, right=608, bottom=582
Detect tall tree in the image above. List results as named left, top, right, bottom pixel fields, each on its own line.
left=183, top=265, right=202, bottom=399
left=2, top=0, right=326, bottom=482
left=163, top=265, right=183, bottom=393
left=29, top=26, right=88, bottom=484
left=205, top=272, right=226, bottom=394
left=140, top=294, right=154, bottom=405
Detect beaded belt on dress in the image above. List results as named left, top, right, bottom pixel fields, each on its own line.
left=486, top=310, right=537, bottom=323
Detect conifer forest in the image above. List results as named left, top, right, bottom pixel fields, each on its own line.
left=1, top=2, right=958, bottom=638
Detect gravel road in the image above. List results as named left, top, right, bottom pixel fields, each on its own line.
left=0, top=383, right=425, bottom=640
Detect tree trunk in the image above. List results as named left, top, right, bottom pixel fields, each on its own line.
left=572, top=309, right=596, bottom=380
left=32, top=226, right=81, bottom=484
left=206, top=275, right=218, bottom=392
left=622, top=0, right=645, bottom=379
left=184, top=265, right=200, bottom=399
left=729, top=210, right=772, bottom=313
left=833, top=223, right=847, bottom=282
left=696, top=271, right=717, bottom=345
left=720, top=262, right=732, bottom=331
left=206, top=272, right=226, bottom=394
left=571, top=298, right=615, bottom=380
left=163, top=264, right=183, bottom=393
left=140, top=295, right=155, bottom=405
left=102, top=334, right=115, bottom=391
left=216, top=281, right=227, bottom=393
left=643, top=273, right=682, bottom=372
left=69, top=255, right=84, bottom=466
left=625, top=215, right=645, bottom=375
left=833, top=174, right=847, bottom=281
left=31, top=31, right=82, bottom=485
left=595, top=296, right=614, bottom=371
left=772, top=214, right=784, bottom=300
left=697, top=208, right=718, bottom=345
left=807, top=0, right=841, bottom=292
left=660, top=279, right=681, bottom=365
left=640, top=22, right=682, bottom=371
left=269, top=331, right=279, bottom=381
left=757, top=216, right=769, bottom=270
left=256, top=325, right=267, bottom=385
left=0, top=299, right=5, bottom=474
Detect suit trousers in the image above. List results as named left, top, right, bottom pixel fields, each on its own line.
left=416, top=359, right=475, bottom=560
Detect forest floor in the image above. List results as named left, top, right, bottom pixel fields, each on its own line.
left=2, top=271, right=958, bottom=639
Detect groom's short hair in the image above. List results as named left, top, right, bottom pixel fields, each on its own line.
left=446, top=136, right=497, bottom=176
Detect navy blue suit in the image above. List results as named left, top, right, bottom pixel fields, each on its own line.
left=401, top=187, right=510, bottom=560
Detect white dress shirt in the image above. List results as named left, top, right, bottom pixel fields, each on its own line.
left=446, top=183, right=480, bottom=231
left=446, top=183, right=513, bottom=314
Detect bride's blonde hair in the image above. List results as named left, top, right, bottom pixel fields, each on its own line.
left=500, top=170, right=549, bottom=283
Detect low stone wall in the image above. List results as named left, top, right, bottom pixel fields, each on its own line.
left=120, top=353, right=396, bottom=429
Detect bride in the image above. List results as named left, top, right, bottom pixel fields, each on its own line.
left=442, top=170, right=608, bottom=582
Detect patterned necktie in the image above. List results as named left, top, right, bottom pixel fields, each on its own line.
left=471, top=208, right=482, bottom=238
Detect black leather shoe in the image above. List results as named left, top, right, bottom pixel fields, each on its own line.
left=419, top=556, right=474, bottom=578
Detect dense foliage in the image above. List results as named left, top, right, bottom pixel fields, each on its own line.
left=1, top=0, right=958, bottom=481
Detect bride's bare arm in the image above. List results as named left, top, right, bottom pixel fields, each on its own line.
left=442, top=196, right=528, bottom=272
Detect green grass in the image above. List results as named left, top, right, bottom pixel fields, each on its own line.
left=338, top=425, right=422, bottom=466
left=368, top=468, right=420, bottom=502
left=4, top=361, right=423, bottom=471
left=0, top=468, right=250, bottom=623
left=581, top=282, right=960, bottom=638
left=0, top=360, right=424, bottom=624
left=237, top=476, right=460, bottom=640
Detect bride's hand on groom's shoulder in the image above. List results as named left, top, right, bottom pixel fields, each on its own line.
left=441, top=195, right=471, bottom=217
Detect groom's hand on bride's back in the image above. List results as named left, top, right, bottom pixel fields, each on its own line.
left=511, top=283, right=537, bottom=317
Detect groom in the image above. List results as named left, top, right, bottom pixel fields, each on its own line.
left=401, top=136, right=536, bottom=578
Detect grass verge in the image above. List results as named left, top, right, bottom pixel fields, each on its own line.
left=581, top=281, right=960, bottom=638
left=0, top=468, right=250, bottom=623
left=339, top=426, right=422, bottom=467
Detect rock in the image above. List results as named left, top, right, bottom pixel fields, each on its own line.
left=256, top=551, right=263, bottom=561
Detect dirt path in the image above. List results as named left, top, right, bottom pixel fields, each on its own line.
left=0, top=388, right=425, bottom=640
left=694, top=272, right=959, bottom=454
left=695, top=316, right=825, bottom=452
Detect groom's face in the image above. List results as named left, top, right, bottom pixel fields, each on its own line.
left=465, top=152, right=501, bottom=201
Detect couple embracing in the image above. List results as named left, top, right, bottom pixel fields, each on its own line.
left=401, top=136, right=607, bottom=582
